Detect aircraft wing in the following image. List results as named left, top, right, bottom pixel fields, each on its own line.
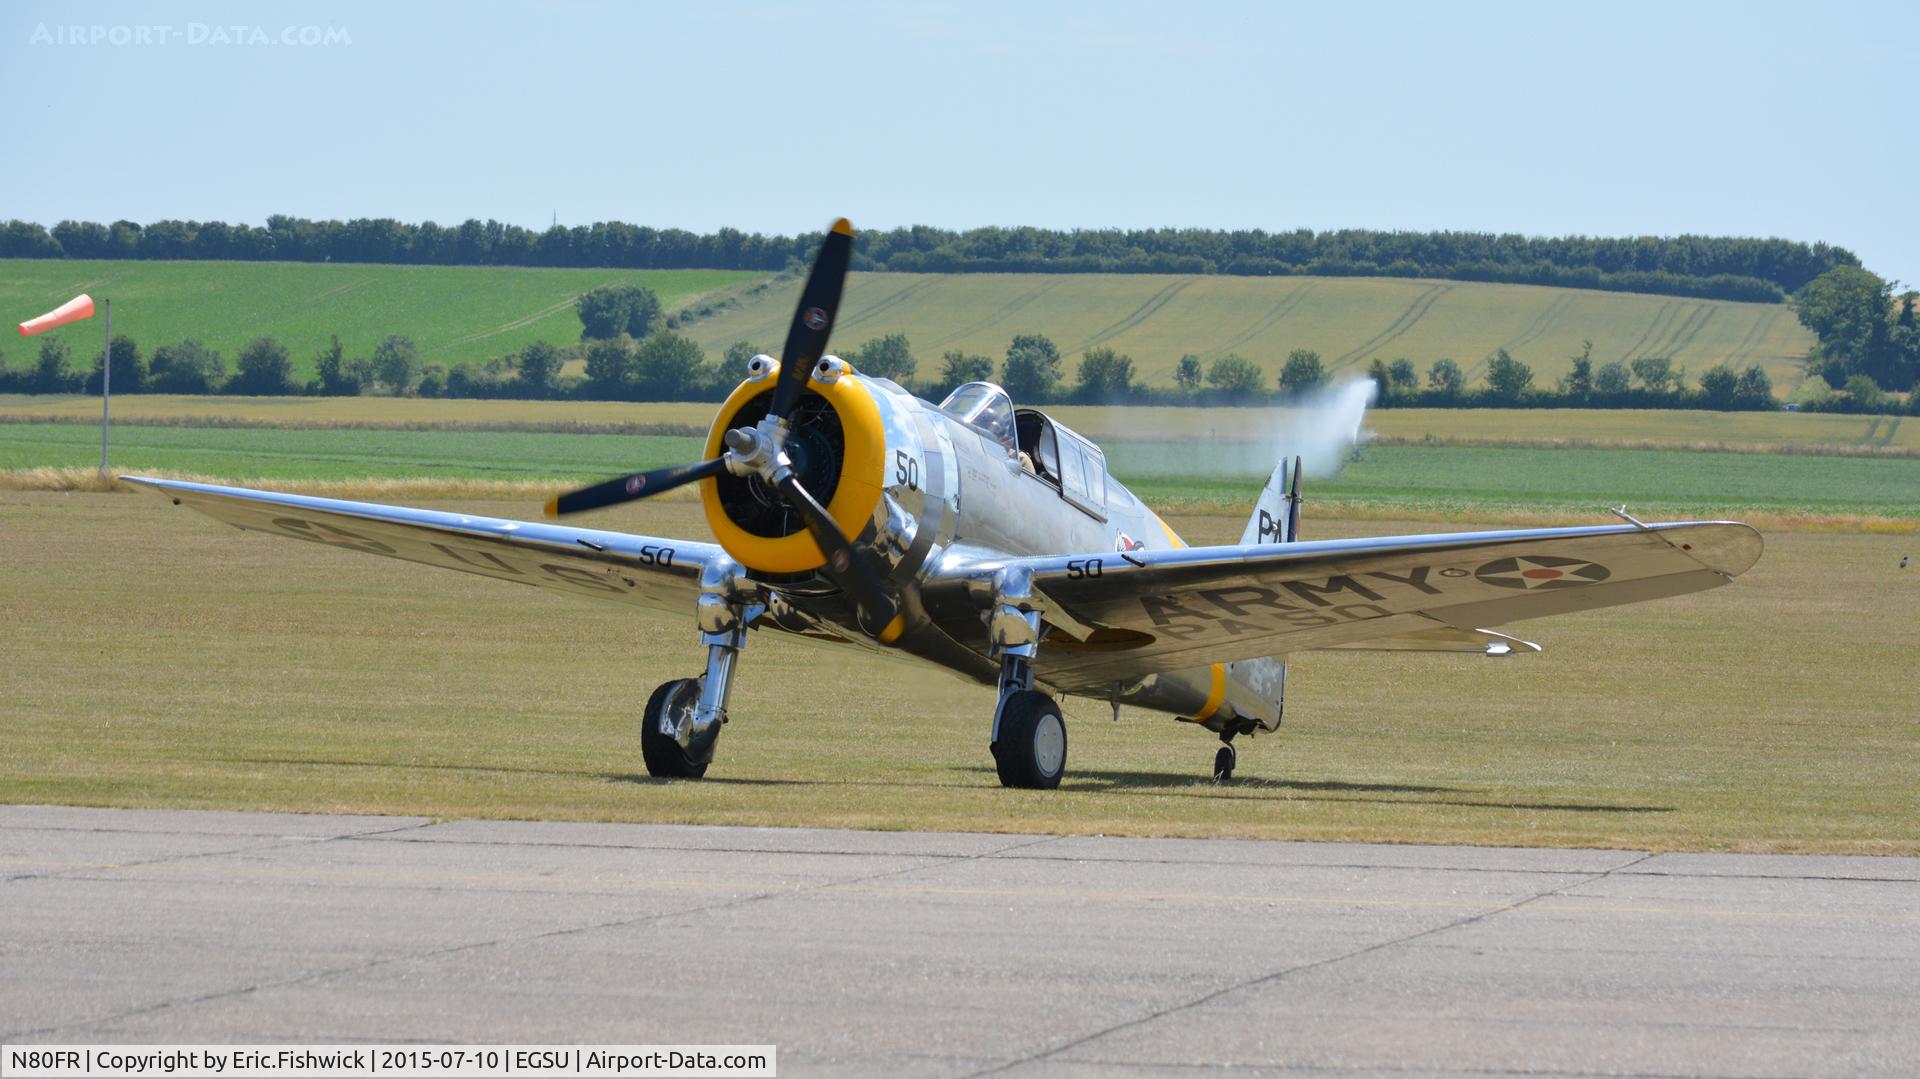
left=124, top=477, right=722, bottom=615
left=976, top=521, right=1761, bottom=684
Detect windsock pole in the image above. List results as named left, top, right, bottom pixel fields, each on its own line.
left=100, top=298, right=111, bottom=473
left=15, top=293, right=107, bottom=472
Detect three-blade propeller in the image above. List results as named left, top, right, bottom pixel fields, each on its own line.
left=545, top=218, right=902, bottom=641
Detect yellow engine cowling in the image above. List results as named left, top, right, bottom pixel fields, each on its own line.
left=698, top=362, right=890, bottom=575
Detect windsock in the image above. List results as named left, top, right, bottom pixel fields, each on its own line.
left=19, top=294, right=95, bottom=336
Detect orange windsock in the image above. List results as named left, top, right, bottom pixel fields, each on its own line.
left=19, top=294, right=96, bottom=336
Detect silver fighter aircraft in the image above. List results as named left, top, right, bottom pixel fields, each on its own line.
left=129, top=219, right=1763, bottom=788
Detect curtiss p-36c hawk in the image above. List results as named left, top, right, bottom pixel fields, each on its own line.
left=130, top=219, right=1763, bottom=788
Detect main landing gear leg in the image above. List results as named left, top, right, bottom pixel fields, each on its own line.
left=1213, top=732, right=1236, bottom=782
left=1213, top=720, right=1258, bottom=782
left=987, top=579, right=1066, bottom=790
left=641, top=562, right=761, bottom=780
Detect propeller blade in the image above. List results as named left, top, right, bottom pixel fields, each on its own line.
left=768, top=218, right=854, bottom=422
left=771, top=470, right=902, bottom=642
left=544, top=457, right=728, bottom=518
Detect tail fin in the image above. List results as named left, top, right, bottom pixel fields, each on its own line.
left=1238, top=456, right=1303, bottom=545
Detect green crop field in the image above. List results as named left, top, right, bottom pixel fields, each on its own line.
left=1, top=261, right=1817, bottom=394
left=683, top=272, right=1818, bottom=391
left=2, top=493, right=1914, bottom=853
left=5, top=417, right=1916, bottom=524
left=0, top=260, right=758, bottom=375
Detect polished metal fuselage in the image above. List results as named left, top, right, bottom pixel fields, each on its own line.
left=770, top=374, right=1280, bottom=729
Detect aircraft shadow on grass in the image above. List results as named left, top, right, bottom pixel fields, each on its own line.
left=221, top=757, right=1671, bottom=813
left=958, top=766, right=1672, bottom=814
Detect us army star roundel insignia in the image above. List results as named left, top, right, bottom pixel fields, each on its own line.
left=1474, top=554, right=1611, bottom=590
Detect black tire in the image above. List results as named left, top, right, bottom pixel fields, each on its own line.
left=993, top=690, right=1067, bottom=789
left=1213, top=744, right=1236, bottom=781
left=640, top=678, right=710, bottom=779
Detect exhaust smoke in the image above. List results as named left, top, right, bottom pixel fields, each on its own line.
left=1103, top=379, right=1379, bottom=480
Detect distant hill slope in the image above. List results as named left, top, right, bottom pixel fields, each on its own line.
left=0, top=261, right=1817, bottom=391
left=0, top=260, right=757, bottom=377
left=683, top=272, right=1815, bottom=390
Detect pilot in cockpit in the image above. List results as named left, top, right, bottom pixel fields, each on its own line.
left=937, top=382, right=1033, bottom=471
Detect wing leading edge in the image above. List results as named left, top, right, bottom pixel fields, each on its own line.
left=124, top=477, right=723, bottom=614
left=966, top=521, right=1761, bottom=684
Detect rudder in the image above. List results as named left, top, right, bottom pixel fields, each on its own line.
left=1238, top=456, right=1302, bottom=546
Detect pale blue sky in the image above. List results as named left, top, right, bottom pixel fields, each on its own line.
left=3, top=1, right=1913, bottom=284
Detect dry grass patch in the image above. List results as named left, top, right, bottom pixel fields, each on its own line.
left=2, top=492, right=1914, bottom=852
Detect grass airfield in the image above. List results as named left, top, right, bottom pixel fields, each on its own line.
left=4, top=489, right=1914, bottom=854
left=5, top=398, right=1918, bottom=526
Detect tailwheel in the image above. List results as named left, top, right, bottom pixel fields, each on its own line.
left=641, top=677, right=715, bottom=779
left=993, top=689, right=1067, bottom=790
left=1213, top=743, right=1236, bottom=782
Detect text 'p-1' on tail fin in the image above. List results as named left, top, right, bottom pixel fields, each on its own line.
left=1237, top=456, right=1302, bottom=545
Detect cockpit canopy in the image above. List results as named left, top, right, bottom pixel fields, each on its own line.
left=937, top=381, right=1015, bottom=450
left=937, top=380, right=1108, bottom=516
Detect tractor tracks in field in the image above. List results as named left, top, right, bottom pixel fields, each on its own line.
left=1660, top=303, right=1717, bottom=360
left=925, top=278, right=1067, bottom=351
left=1065, top=278, right=1195, bottom=354
left=1501, top=291, right=1574, bottom=355
left=264, top=276, right=378, bottom=321
left=446, top=287, right=618, bottom=348
left=1201, top=282, right=1319, bottom=360
left=831, top=275, right=947, bottom=338
left=1333, top=283, right=1453, bottom=368
left=1616, top=299, right=1716, bottom=365
left=1616, top=300, right=1676, bottom=363
left=1726, top=307, right=1782, bottom=366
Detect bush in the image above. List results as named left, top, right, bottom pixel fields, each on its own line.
left=83, top=335, right=145, bottom=394
left=576, top=285, right=662, bottom=340
left=29, top=338, right=81, bottom=393
left=1482, top=349, right=1534, bottom=404
left=372, top=334, right=420, bottom=394
left=583, top=337, right=633, bottom=398
left=229, top=337, right=297, bottom=395
left=1075, top=346, right=1136, bottom=402
left=1698, top=363, right=1739, bottom=410
left=849, top=333, right=915, bottom=384
left=1206, top=353, right=1264, bottom=397
left=1842, top=374, right=1885, bottom=412
left=1426, top=358, right=1465, bottom=401
left=1733, top=365, right=1773, bottom=409
left=1631, top=355, right=1681, bottom=394
left=1277, top=349, right=1325, bottom=396
left=1593, top=361, right=1632, bottom=399
left=1001, top=334, right=1062, bottom=402
left=938, top=350, right=993, bottom=396
left=1174, top=354, right=1202, bottom=392
left=149, top=339, right=226, bottom=394
left=632, top=332, right=707, bottom=399
left=513, top=340, right=563, bottom=398
left=312, top=335, right=365, bottom=396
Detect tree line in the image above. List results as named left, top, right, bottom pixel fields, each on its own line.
left=12, top=318, right=1864, bottom=415
left=0, top=216, right=1862, bottom=303
left=1790, top=266, right=1920, bottom=413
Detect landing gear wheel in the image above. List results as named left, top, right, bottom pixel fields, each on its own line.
left=641, top=677, right=712, bottom=779
left=993, top=690, right=1067, bottom=790
left=1213, top=744, right=1236, bottom=782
